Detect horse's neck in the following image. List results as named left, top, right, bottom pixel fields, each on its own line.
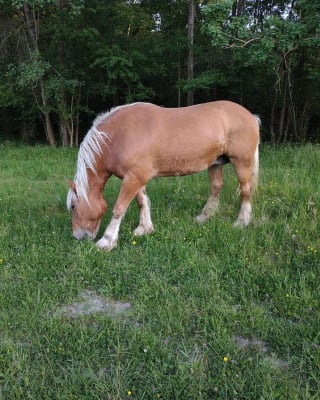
left=88, top=159, right=110, bottom=195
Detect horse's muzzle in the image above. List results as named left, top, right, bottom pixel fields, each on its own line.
left=73, top=229, right=96, bottom=241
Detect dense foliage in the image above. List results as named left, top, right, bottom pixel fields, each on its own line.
left=0, top=0, right=319, bottom=145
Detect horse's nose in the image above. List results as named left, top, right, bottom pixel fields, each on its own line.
left=73, top=229, right=97, bottom=241
left=73, top=230, right=85, bottom=240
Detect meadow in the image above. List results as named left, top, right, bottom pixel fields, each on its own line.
left=0, top=142, right=319, bottom=399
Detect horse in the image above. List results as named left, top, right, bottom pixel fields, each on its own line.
left=67, top=101, right=260, bottom=250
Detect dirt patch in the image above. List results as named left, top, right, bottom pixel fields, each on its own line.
left=234, top=335, right=268, bottom=353
left=234, top=335, right=288, bottom=369
left=58, top=290, right=131, bottom=318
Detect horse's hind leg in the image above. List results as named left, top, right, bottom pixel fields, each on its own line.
left=134, top=186, right=154, bottom=236
left=233, top=161, right=254, bottom=227
left=195, top=164, right=223, bottom=224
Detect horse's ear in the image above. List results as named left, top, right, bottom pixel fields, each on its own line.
left=67, top=179, right=77, bottom=195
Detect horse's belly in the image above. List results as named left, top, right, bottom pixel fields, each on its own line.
left=153, top=138, right=225, bottom=177
left=155, top=155, right=213, bottom=177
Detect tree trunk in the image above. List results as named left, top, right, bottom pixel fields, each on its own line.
left=299, top=99, right=310, bottom=142
left=278, top=79, right=287, bottom=142
left=187, top=0, right=195, bottom=106
left=23, top=3, right=37, bottom=46
left=44, top=112, right=56, bottom=146
left=23, top=2, right=56, bottom=146
left=270, top=92, right=278, bottom=145
left=39, top=75, right=56, bottom=146
left=232, top=0, right=246, bottom=17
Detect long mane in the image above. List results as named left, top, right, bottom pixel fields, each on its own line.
left=67, top=103, right=142, bottom=210
left=67, top=113, right=111, bottom=209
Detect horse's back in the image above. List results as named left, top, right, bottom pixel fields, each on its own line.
left=100, top=101, right=259, bottom=178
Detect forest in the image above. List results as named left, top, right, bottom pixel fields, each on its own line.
left=0, top=0, right=319, bottom=146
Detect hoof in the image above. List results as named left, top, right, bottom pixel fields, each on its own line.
left=133, top=224, right=154, bottom=236
left=194, top=214, right=209, bottom=224
left=233, top=219, right=250, bottom=228
left=96, top=236, right=117, bottom=251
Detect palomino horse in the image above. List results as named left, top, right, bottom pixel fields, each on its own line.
left=67, top=101, right=260, bottom=250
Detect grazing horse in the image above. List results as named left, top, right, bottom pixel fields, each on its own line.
left=67, top=101, right=260, bottom=250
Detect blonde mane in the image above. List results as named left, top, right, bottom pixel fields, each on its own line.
left=67, top=114, right=111, bottom=209
left=67, top=103, right=142, bottom=209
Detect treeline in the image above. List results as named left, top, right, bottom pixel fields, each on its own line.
left=0, top=0, right=319, bottom=146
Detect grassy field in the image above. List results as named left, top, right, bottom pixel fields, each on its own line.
left=0, top=142, right=319, bottom=399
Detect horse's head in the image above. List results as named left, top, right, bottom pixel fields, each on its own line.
left=67, top=181, right=107, bottom=240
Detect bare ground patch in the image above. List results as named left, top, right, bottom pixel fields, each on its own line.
left=234, top=335, right=288, bottom=369
left=57, top=290, right=132, bottom=318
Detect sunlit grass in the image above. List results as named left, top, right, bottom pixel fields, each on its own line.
left=0, top=142, right=319, bottom=399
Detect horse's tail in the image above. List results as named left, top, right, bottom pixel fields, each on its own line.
left=251, top=115, right=261, bottom=194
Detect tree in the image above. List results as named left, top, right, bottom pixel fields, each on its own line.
left=10, top=2, right=56, bottom=146
left=0, top=0, right=85, bottom=146
left=187, top=0, right=195, bottom=105
left=201, top=0, right=320, bottom=142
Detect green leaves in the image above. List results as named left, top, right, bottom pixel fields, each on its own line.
left=201, top=0, right=320, bottom=142
left=15, top=53, right=50, bottom=88
left=179, top=70, right=229, bottom=93
left=201, top=0, right=234, bottom=46
left=91, top=45, right=153, bottom=102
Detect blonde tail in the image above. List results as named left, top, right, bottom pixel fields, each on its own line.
left=251, top=116, right=261, bottom=193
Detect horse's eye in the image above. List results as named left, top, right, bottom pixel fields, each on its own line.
left=71, top=205, right=76, bottom=211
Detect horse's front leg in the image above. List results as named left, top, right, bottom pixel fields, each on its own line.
left=96, top=213, right=123, bottom=250
left=133, top=186, right=154, bottom=236
left=96, top=176, right=144, bottom=250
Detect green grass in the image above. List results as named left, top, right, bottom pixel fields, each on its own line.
left=0, top=142, right=319, bottom=399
